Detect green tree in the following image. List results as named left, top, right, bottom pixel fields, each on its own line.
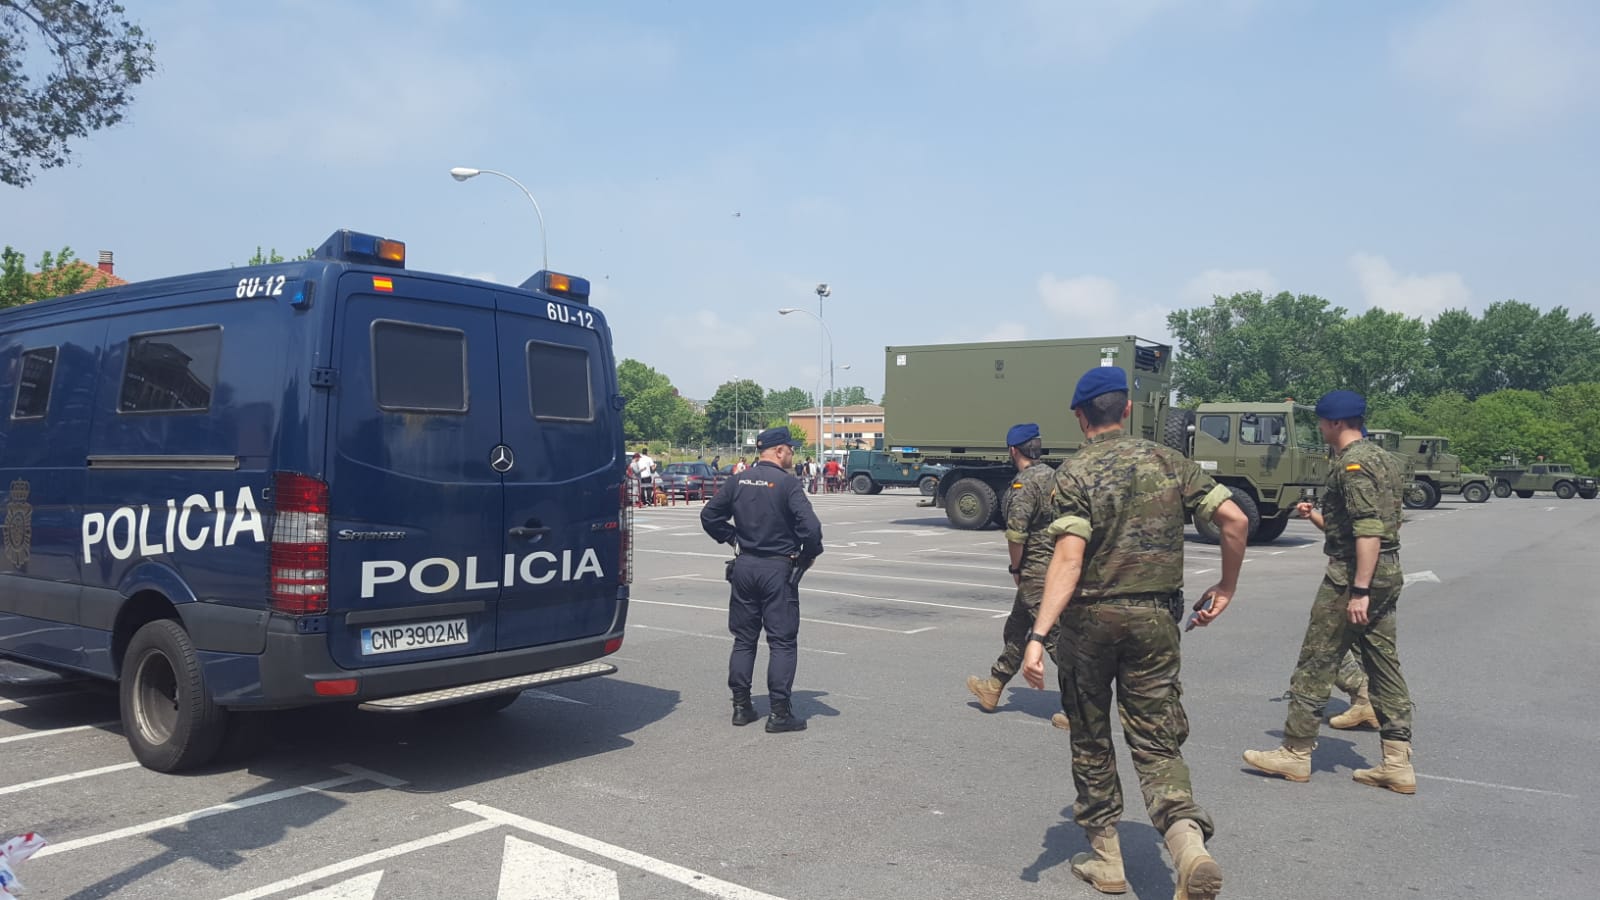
left=1, top=245, right=89, bottom=307
left=765, top=386, right=813, bottom=415
left=1, top=0, right=158, bottom=187
left=821, top=385, right=872, bottom=407
left=1329, top=307, right=1428, bottom=398
left=704, top=379, right=766, bottom=445
left=242, top=246, right=316, bottom=266
left=1167, top=291, right=1346, bottom=402
left=616, top=359, right=687, bottom=444
left=1420, top=308, right=1485, bottom=398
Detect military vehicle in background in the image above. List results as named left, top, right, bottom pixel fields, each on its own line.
left=881, top=336, right=1329, bottom=543
left=1485, top=456, right=1598, bottom=500
left=1367, top=430, right=1493, bottom=508
left=845, top=449, right=948, bottom=495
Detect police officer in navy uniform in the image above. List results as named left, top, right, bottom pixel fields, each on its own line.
left=701, top=426, right=824, bottom=733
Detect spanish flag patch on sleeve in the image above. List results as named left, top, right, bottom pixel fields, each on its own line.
left=1011, top=482, right=1023, bottom=490
left=1345, top=463, right=1362, bottom=471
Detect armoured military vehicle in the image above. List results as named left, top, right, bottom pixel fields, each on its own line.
left=845, top=449, right=947, bottom=495
left=1485, top=457, right=1598, bottom=500
left=881, top=336, right=1328, bottom=543
left=1366, top=430, right=1493, bottom=508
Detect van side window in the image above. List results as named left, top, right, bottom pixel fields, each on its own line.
left=1198, top=415, right=1229, bottom=443
left=119, top=326, right=221, bottom=413
left=373, top=321, right=467, bottom=412
left=527, top=341, right=593, bottom=421
left=13, top=346, right=58, bottom=419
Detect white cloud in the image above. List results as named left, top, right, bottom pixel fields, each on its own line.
left=1180, top=268, right=1280, bottom=305
left=1349, top=253, right=1471, bottom=319
left=978, top=322, right=1030, bottom=342
left=1391, top=0, right=1598, bottom=131
left=1036, top=274, right=1170, bottom=340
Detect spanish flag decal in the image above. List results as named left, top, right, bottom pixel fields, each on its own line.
left=372, top=276, right=394, bottom=292
left=1012, top=482, right=1023, bottom=490
left=1345, top=463, right=1363, bottom=471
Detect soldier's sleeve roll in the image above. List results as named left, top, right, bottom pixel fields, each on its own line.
left=1044, top=469, right=1092, bottom=543
left=1004, top=477, right=1036, bottom=544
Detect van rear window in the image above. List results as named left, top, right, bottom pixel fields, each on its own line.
left=527, top=341, right=593, bottom=421
left=119, top=327, right=221, bottom=413
left=13, top=346, right=58, bottom=419
left=373, top=320, right=467, bottom=412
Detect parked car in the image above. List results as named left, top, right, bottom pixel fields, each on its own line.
left=659, top=462, right=722, bottom=500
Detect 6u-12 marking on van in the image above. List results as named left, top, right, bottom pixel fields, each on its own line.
left=236, top=275, right=288, bottom=298
left=546, top=302, right=595, bottom=329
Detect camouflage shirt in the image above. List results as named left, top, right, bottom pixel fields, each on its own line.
left=1321, top=437, right=1403, bottom=560
left=1004, top=459, right=1059, bottom=578
left=1045, top=429, right=1233, bottom=598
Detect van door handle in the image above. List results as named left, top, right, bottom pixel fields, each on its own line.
left=509, top=526, right=551, bottom=542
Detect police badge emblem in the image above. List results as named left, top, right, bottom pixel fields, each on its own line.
left=5, top=479, right=32, bottom=571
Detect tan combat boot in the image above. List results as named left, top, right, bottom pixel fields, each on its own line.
left=1241, top=736, right=1315, bottom=782
left=1070, top=825, right=1128, bottom=894
left=1051, top=712, right=1071, bottom=730
left=1164, top=819, right=1222, bottom=900
left=965, top=675, right=1002, bottom=711
left=1352, top=740, right=1416, bottom=794
left=1329, top=685, right=1379, bottom=729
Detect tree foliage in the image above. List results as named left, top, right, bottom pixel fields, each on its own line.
left=1, top=0, right=158, bottom=187
left=704, top=379, right=770, bottom=445
left=616, top=359, right=698, bottom=446
left=764, top=386, right=813, bottom=415
left=1, top=244, right=88, bottom=307
left=821, top=385, right=872, bottom=407
left=242, top=246, right=315, bottom=266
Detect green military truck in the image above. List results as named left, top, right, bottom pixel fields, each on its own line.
left=845, top=449, right=948, bottom=495
left=1486, top=457, right=1598, bottom=500
left=881, top=336, right=1329, bottom=543
left=1367, top=430, right=1493, bottom=507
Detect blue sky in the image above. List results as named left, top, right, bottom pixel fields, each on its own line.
left=5, top=0, right=1597, bottom=403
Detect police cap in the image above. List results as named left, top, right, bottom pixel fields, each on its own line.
left=1006, top=423, right=1040, bottom=447
left=1071, top=367, right=1128, bottom=410
left=756, top=426, right=802, bottom=450
left=1314, top=390, right=1366, bottom=421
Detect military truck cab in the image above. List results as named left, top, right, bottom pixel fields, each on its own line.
left=0, top=230, right=631, bottom=771
left=1398, top=434, right=1491, bottom=505
left=1487, top=458, right=1598, bottom=500
left=1164, top=402, right=1327, bottom=543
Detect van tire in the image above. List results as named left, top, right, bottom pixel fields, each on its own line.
left=946, top=478, right=998, bottom=530
left=1554, top=481, right=1576, bottom=500
left=1193, top=485, right=1259, bottom=544
left=919, top=475, right=939, bottom=496
left=1493, top=480, right=1512, bottom=498
left=1462, top=482, right=1490, bottom=503
left=1163, top=409, right=1195, bottom=454
left=120, top=619, right=228, bottom=772
left=850, top=474, right=876, bottom=495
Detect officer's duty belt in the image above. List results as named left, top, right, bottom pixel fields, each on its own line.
left=738, top=550, right=795, bottom=560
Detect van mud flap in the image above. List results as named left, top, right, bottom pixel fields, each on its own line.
left=357, top=661, right=616, bottom=712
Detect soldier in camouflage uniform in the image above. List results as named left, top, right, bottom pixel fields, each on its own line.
left=966, top=423, right=1069, bottom=729
left=1243, top=390, right=1416, bottom=793
left=1022, top=367, right=1248, bottom=900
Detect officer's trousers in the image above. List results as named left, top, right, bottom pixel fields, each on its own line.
left=727, top=555, right=800, bottom=706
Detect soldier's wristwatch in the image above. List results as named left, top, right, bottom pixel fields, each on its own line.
left=1007, top=565, right=1021, bottom=575
left=1026, top=631, right=1049, bottom=645
left=1349, top=585, right=1371, bottom=598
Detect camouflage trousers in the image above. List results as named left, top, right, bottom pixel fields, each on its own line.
left=1336, top=649, right=1368, bottom=697
left=1061, top=598, right=1214, bottom=840
left=991, top=576, right=1062, bottom=685
left=1284, top=558, right=1413, bottom=743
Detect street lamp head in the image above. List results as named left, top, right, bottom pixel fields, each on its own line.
left=449, top=167, right=481, bottom=182
left=815, top=283, right=831, bottom=298
left=778, top=308, right=799, bottom=315
left=839, top=363, right=852, bottom=370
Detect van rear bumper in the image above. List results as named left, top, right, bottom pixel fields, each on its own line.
left=212, top=600, right=628, bottom=708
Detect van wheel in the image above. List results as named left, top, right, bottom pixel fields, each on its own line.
left=120, top=619, right=229, bottom=772
left=1554, top=481, right=1576, bottom=500
left=1462, top=482, right=1490, bottom=503
left=1194, top=486, right=1259, bottom=544
left=919, top=475, right=939, bottom=496
left=946, top=478, right=997, bottom=530
left=850, top=474, right=876, bottom=494
left=1493, top=480, right=1512, bottom=498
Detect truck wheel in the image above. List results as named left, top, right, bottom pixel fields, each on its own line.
left=1515, top=490, right=1534, bottom=499
left=120, top=619, right=229, bottom=772
left=1554, top=481, right=1576, bottom=500
left=1193, top=486, right=1259, bottom=544
left=946, top=478, right=998, bottom=530
left=850, top=474, right=875, bottom=495
left=1423, top=481, right=1442, bottom=508
left=1402, top=480, right=1437, bottom=509
left=1580, top=487, right=1598, bottom=500
left=1162, top=409, right=1195, bottom=454
left=1461, top=482, right=1490, bottom=503
left=1493, top=480, right=1512, bottom=498
left=1251, top=513, right=1289, bottom=544
left=919, top=475, right=939, bottom=496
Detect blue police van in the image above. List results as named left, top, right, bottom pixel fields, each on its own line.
left=0, top=230, right=631, bottom=771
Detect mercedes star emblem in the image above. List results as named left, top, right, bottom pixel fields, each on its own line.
left=490, top=445, right=515, bottom=473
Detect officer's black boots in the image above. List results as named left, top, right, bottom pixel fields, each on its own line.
left=732, top=695, right=759, bottom=727
left=765, top=703, right=806, bottom=733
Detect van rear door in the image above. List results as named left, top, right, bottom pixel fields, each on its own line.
left=492, top=294, right=621, bottom=651
left=325, top=273, right=505, bottom=669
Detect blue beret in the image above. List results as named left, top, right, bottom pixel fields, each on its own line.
left=756, top=426, right=801, bottom=449
left=1314, top=390, right=1366, bottom=421
left=1071, top=366, right=1129, bottom=410
left=1006, top=423, right=1040, bottom=447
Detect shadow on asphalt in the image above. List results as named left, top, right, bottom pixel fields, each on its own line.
left=1022, top=814, right=1175, bottom=897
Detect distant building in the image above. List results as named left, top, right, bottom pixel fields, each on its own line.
left=30, top=250, right=128, bottom=298
left=788, top=404, right=884, bottom=457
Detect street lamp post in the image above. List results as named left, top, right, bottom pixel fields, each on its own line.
left=448, top=167, right=549, bottom=273
left=778, top=305, right=842, bottom=457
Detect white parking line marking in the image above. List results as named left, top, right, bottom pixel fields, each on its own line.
left=0, top=761, right=141, bottom=797
left=0, top=688, right=86, bottom=711
left=0, top=721, right=117, bottom=744
left=630, top=624, right=845, bottom=655
left=500, top=834, right=620, bottom=899
left=288, top=870, right=384, bottom=900
left=1414, top=773, right=1577, bottom=798
left=35, top=764, right=407, bottom=859
left=911, top=548, right=1005, bottom=557
left=807, top=568, right=1012, bottom=591
left=216, top=821, right=499, bottom=900
left=802, top=586, right=1003, bottom=615
left=523, top=689, right=587, bottom=706
left=456, top=801, right=791, bottom=900
left=1406, top=570, right=1441, bottom=583
left=633, top=598, right=933, bottom=635
left=847, top=557, right=1005, bottom=572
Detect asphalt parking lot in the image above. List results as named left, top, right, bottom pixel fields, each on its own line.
left=3, top=487, right=1596, bottom=899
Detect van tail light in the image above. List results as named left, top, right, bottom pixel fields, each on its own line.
left=270, top=472, right=330, bottom=615
left=618, top=482, right=633, bottom=586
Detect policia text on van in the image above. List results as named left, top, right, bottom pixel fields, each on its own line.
left=0, top=230, right=631, bottom=772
